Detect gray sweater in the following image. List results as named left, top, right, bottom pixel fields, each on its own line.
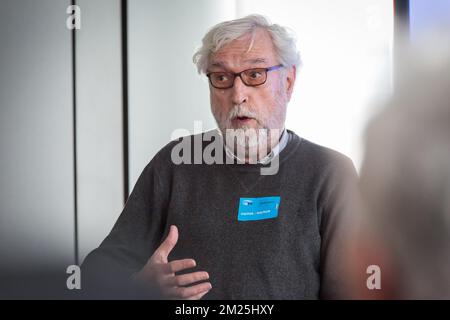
left=82, top=130, right=358, bottom=299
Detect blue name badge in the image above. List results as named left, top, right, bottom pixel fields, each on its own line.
left=237, top=196, right=281, bottom=221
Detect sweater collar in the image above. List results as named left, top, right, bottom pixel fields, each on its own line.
left=222, top=128, right=288, bottom=164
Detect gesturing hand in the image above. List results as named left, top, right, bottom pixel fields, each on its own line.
left=133, top=225, right=212, bottom=299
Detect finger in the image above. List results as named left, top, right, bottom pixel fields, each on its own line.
left=165, top=258, right=196, bottom=274
left=168, top=282, right=212, bottom=299
left=153, top=225, right=178, bottom=262
left=167, top=271, right=209, bottom=287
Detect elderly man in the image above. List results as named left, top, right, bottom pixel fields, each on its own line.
left=82, top=14, right=357, bottom=300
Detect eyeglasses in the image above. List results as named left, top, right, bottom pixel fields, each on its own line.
left=206, top=64, right=284, bottom=89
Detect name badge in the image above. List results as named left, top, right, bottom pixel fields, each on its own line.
left=237, top=196, right=281, bottom=221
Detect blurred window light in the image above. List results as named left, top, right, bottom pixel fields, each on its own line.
left=410, top=0, right=450, bottom=40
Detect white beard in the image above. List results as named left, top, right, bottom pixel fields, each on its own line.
left=223, top=127, right=282, bottom=163
left=213, top=102, right=286, bottom=162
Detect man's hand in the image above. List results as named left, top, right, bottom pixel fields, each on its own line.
left=133, top=225, right=212, bottom=299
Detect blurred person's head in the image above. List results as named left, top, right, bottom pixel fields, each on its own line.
left=193, top=14, right=300, bottom=161
left=353, top=30, right=450, bottom=299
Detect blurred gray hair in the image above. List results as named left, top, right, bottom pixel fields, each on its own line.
left=193, top=14, right=301, bottom=74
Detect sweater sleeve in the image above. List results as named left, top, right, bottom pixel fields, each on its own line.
left=318, top=154, right=360, bottom=299
left=80, top=150, right=171, bottom=298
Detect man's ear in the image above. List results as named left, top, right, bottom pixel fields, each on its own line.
left=285, top=65, right=296, bottom=101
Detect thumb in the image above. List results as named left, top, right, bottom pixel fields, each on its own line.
left=153, top=225, right=178, bottom=262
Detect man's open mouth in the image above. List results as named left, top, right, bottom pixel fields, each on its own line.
left=235, top=116, right=254, bottom=122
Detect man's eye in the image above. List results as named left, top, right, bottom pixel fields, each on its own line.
left=249, top=71, right=263, bottom=79
left=216, top=74, right=229, bottom=82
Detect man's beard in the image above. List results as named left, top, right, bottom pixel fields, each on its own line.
left=213, top=104, right=284, bottom=162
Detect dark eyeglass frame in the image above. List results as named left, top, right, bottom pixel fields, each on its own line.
left=206, top=64, right=284, bottom=89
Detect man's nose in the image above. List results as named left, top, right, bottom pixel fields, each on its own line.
left=231, top=76, right=248, bottom=105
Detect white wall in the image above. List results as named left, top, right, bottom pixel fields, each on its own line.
left=0, top=0, right=75, bottom=269
left=0, top=0, right=126, bottom=270
left=76, top=0, right=125, bottom=263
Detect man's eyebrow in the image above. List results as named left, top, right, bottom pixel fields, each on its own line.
left=209, top=61, right=228, bottom=69
left=243, top=58, right=267, bottom=65
left=209, top=58, right=267, bottom=70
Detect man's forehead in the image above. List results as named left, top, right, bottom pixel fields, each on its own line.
left=208, top=29, right=277, bottom=69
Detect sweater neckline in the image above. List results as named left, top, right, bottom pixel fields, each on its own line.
left=223, top=130, right=302, bottom=173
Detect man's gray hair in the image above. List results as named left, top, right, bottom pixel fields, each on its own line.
left=193, top=14, right=301, bottom=74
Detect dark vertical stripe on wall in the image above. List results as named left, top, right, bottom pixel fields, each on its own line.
left=71, top=0, right=79, bottom=266
left=394, top=0, right=410, bottom=36
left=393, top=0, right=410, bottom=88
left=121, top=0, right=130, bottom=204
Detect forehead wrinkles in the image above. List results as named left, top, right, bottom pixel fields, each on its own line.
left=210, top=29, right=276, bottom=67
